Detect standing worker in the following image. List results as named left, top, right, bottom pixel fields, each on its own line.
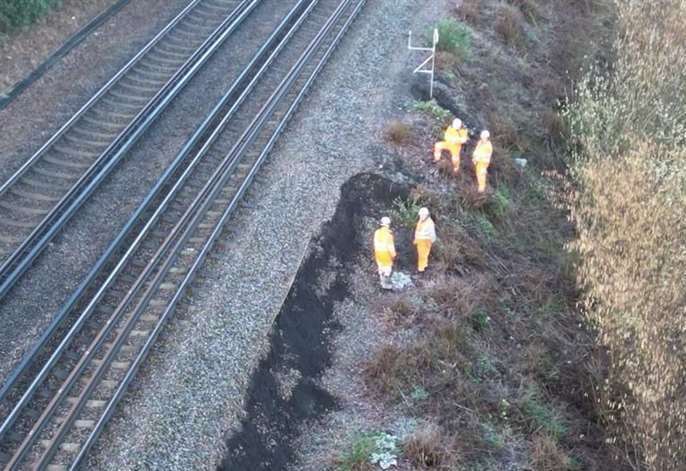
left=473, top=130, right=493, bottom=193
left=434, top=118, right=469, bottom=174
left=374, top=217, right=396, bottom=289
left=414, top=207, right=436, bottom=273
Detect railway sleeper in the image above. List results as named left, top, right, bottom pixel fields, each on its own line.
left=69, top=125, right=119, bottom=142
left=117, top=79, right=160, bottom=96
left=106, top=87, right=153, bottom=105
left=42, top=154, right=93, bottom=171
left=0, top=200, right=50, bottom=216
left=9, top=187, right=61, bottom=204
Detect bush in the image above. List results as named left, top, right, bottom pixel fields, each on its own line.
left=434, top=18, right=471, bottom=60
left=412, top=99, right=451, bottom=122
left=564, top=0, right=686, bottom=468
left=0, top=0, right=60, bottom=33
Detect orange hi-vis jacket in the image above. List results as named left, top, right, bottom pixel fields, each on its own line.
left=473, top=140, right=493, bottom=165
left=374, top=226, right=396, bottom=268
left=414, top=218, right=437, bottom=243
left=445, top=126, right=469, bottom=146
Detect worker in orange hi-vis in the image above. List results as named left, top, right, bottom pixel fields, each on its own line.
left=374, top=217, right=396, bottom=288
left=413, top=207, right=436, bottom=273
left=434, top=118, right=469, bottom=174
left=473, top=130, right=493, bottom=193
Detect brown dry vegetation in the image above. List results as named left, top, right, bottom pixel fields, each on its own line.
left=565, top=1, right=686, bottom=468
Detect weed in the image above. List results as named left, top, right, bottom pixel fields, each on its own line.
left=518, top=387, right=568, bottom=439
left=473, top=214, right=496, bottom=239
left=410, top=385, right=430, bottom=402
left=484, top=186, right=511, bottom=221
left=384, top=120, right=411, bottom=145
left=335, top=433, right=376, bottom=471
left=481, top=422, right=506, bottom=450
left=390, top=196, right=422, bottom=228
left=412, top=99, right=451, bottom=122
left=470, top=309, right=490, bottom=332
left=434, top=18, right=471, bottom=60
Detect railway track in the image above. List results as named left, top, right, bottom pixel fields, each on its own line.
left=0, top=0, right=365, bottom=468
left=0, top=0, right=262, bottom=300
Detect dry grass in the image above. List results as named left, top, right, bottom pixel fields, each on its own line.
left=564, top=1, right=686, bottom=468
left=541, top=109, right=565, bottom=145
left=455, top=0, right=480, bottom=25
left=530, top=434, right=574, bottom=470
left=403, top=424, right=457, bottom=469
left=495, top=3, right=525, bottom=47
left=488, top=111, right=528, bottom=153
left=507, top=0, right=541, bottom=22
left=384, top=120, right=412, bottom=145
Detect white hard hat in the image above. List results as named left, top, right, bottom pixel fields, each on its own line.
left=418, top=207, right=430, bottom=218
left=481, top=130, right=490, bottom=139
left=380, top=216, right=391, bottom=226
left=452, top=118, right=462, bottom=129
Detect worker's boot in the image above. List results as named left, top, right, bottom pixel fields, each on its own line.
left=380, top=273, right=392, bottom=290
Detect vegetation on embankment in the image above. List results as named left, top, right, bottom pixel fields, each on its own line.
left=332, top=0, right=624, bottom=469
left=0, top=0, right=61, bottom=35
left=564, top=1, right=686, bottom=468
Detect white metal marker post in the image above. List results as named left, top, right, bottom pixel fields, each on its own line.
left=408, top=28, right=439, bottom=100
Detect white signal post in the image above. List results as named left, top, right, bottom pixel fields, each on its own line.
left=408, top=28, right=439, bottom=100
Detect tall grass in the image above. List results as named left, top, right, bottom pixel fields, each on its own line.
left=564, top=1, right=686, bottom=468
left=0, top=0, right=61, bottom=34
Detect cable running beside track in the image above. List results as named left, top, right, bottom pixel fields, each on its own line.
left=0, top=0, right=260, bottom=300
left=0, top=0, right=365, bottom=468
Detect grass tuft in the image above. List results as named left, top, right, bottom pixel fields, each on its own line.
left=384, top=120, right=412, bottom=145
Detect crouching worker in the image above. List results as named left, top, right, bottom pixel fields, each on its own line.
left=434, top=118, right=469, bottom=174
left=414, top=207, right=436, bottom=273
left=374, top=217, right=396, bottom=289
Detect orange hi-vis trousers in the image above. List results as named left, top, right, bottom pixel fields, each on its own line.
left=434, top=142, right=462, bottom=172
left=475, top=162, right=489, bottom=193
left=375, top=251, right=394, bottom=276
left=416, top=239, right=432, bottom=272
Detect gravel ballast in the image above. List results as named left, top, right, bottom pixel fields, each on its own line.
left=0, top=0, right=301, bottom=382
left=85, top=0, right=449, bottom=468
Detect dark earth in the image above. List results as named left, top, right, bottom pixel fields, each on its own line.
left=221, top=173, right=410, bottom=470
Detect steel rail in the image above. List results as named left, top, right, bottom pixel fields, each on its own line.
left=5, top=0, right=333, bottom=466
left=0, top=0, right=260, bottom=300
left=3, top=0, right=365, bottom=465
left=0, top=0, right=310, bottom=442
left=72, top=7, right=367, bottom=468
left=0, top=0, right=203, bottom=199
left=0, top=0, right=301, bottom=418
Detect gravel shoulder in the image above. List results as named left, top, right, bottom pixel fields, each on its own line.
left=85, top=0, right=442, bottom=468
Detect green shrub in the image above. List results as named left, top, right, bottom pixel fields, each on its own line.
left=434, top=18, right=472, bottom=59
left=412, top=99, right=451, bottom=122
